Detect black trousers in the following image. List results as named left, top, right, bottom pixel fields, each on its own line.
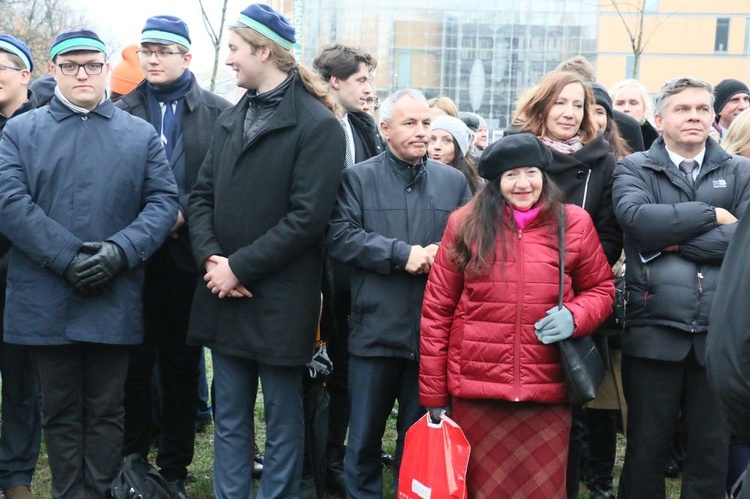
left=326, top=292, right=351, bottom=467
left=122, top=270, right=201, bottom=480
left=29, top=343, right=129, bottom=499
left=619, top=350, right=730, bottom=499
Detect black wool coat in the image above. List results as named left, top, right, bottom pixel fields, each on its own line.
left=187, top=74, right=346, bottom=366
left=116, top=72, right=232, bottom=273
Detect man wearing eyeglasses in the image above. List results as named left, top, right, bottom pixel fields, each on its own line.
left=0, top=33, right=41, bottom=499
left=114, top=16, right=231, bottom=499
left=0, top=29, right=178, bottom=498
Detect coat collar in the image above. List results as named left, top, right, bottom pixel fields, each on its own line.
left=219, top=72, right=298, bottom=136
left=124, top=71, right=202, bottom=114
left=642, top=136, right=731, bottom=178
left=48, top=95, right=115, bottom=122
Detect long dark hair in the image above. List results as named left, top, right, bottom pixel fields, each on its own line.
left=604, top=116, right=632, bottom=160
left=445, top=137, right=482, bottom=194
left=450, top=172, right=566, bottom=276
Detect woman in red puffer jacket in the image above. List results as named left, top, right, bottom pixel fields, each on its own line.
left=419, top=133, right=614, bottom=499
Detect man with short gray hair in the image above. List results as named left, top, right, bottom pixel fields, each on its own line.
left=613, top=76, right=750, bottom=498
left=327, top=88, right=471, bottom=498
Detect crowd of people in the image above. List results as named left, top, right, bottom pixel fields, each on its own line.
left=0, top=2, right=748, bottom=498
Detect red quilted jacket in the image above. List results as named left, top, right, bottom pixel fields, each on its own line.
left=419, top=203, right=614, bottom=407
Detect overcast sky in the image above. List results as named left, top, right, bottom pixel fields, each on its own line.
left=67, top=0, right=249, bottom=77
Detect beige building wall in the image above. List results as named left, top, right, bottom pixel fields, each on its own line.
left=597, top=1, right=750, bottom=95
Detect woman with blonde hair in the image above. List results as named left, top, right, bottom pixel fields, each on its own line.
left=610, top=79, right=659, bottom=148
left=721, top=107, right=750, bottom=157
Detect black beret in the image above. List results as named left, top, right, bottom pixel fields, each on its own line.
left=478, top=133, right=553, bottom=182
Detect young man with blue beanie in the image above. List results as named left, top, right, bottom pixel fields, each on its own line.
left=115, top=14, right=232, bottom=499
left=0, top=29, right=178, bottom=498
left=0, top=32, right=41, bottom=499
left=187, top=3, right=345, bottom=497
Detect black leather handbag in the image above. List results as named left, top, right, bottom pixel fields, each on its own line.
left=555, top=209, right=605, bottom=406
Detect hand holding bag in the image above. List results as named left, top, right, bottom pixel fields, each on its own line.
left=555, top=208, right=605, bottom=406
left=397, top=412, right=471, bottom=499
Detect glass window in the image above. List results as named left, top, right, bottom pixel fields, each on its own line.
left=716, top=18, right=730, bottom=52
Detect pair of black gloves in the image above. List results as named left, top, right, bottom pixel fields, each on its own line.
left=63, top=241, right=128, bottom=297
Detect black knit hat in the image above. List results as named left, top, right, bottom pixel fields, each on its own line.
left=591, top=82, right=613, bottom=120
left=478, top=133, right=553, bottom=182
left=714, top=79, right=750, bottom=116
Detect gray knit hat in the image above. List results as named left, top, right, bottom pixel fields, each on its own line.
left=431, top=115, right=471, bottom=157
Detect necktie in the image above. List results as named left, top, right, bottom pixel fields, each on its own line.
left=340, top=117, right=354, bottom=169
left=162, top=101, right=176, bottom=159
left=679, top=159, right=698, bottom=189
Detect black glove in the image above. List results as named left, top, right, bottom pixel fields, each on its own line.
left=75, top=241, right=128, bottom=292
left=64, top=251, right=94, bottom=296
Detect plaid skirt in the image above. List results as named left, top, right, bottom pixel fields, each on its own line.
left=451, top=397, right=571, bottom=499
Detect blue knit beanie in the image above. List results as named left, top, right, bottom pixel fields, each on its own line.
left=141, top=15, right=191, bottom=49
left=50, top=29, right=106, bottom=59
left=0, top=34, right=33, bottom=72
left=235, top=4, right=296, bottom=50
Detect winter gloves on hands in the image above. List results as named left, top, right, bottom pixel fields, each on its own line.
left=64, top=241, right=128, bottom=297
left=535, top=306, right=574, bottom=344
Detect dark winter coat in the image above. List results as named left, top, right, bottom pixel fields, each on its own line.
left=707, top=205, right=750, bottom=444
left=613, top=137, right=750, bottom=363
left=187, top=73, right=345, bottom=366
left=420, top=204, right=614, bottom=407
left=116, top=72, right=232, bottom=273
left=326, top=150, right=472, bottom=361
left=0, top=98, right=179, bottom=345
left=545, top=133, right=623, bottom=266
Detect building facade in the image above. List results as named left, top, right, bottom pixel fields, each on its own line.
left=273, top=0, right=598, bottom=132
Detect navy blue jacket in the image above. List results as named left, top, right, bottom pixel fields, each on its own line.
left=326, top=150, right=471, bottom=360
left=0, top=97, right=179, bottom=345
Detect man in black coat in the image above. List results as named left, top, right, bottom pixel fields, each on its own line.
left=186, top=4, right=345, bottom=498
left=327, top=89, right=471, bottom=498
left=115, top=15, right=231, bottom=499
left=613, top=77, right=750, bottom=499
left=312, top=42, right=382, bottom=496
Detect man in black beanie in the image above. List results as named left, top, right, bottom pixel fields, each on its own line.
left=712, top=78, right=750, bottom=142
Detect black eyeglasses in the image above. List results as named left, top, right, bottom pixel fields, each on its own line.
left=137, top=49, right=182, bottom=61
left=0, top=65, right=22, bottom=74
left=57, top=62, right=105, bottom=76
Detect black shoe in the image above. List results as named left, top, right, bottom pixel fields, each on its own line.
left=167, top=479, right=189, bottom=499
left=194, top=416, right=212, bottom=433
left=326, top=469, right=347, bottom=497
left=252, top=442, right=264, bottom=479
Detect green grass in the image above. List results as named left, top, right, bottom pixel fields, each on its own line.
left=28, top=350, right=681, bottom=498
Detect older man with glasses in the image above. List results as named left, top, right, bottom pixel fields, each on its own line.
left=0, top=29, right=178, bottom=498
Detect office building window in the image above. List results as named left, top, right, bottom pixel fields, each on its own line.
left=715, top=18, right=730, bottom=52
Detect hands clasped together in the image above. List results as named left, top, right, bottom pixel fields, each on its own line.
left=63, top=241, right=128, bottom=297
left=405, top=243, right=439, bottom=275
left=203, top=255, right=253, bottom=299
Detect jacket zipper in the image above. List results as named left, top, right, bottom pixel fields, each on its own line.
left=514, top=229, right=523, bottom=401
left=581, top=169, right=592, bottom=211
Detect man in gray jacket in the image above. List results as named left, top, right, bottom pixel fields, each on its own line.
left=613, top=76, right=750, bottom=499
left=327, top=88, right=471, bottom=498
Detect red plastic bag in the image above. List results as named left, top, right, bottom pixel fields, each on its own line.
left=397, top=412, right=471, bottom=499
